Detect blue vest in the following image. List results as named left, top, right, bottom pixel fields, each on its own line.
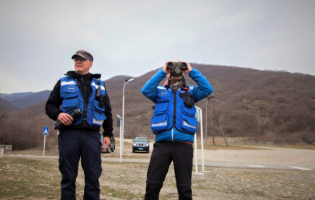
left=151, top=85, right=198, bottom=134
left=59, top=76, right=106, bottom=127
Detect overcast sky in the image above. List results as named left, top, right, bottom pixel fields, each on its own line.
left=0, top=0, right=314, bottom=93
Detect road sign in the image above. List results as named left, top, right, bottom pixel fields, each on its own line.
left=43, top=127, right=49, bottom=136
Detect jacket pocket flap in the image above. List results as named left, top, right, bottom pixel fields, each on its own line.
left=182, top=106, right=196, bottom=116
left=182, top=115, right=197, bottom=127
left=151, top=113, right=167, bottom=123
left=154, top=103, right=168, bottom=114
left=62, top=98, right=77, bottom=109
left=93, top=110, right=106, bottom=120
left=94, top=101, right=105, bottom=111
left=65, top=90, right=79, bottom=98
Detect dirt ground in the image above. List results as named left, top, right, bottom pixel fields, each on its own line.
left=1, top=137, right=315, bottom=199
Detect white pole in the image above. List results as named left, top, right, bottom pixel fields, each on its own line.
left=43, top=135, right=46, bottom=156
left=120, top=78, right=134, bottom=163
left=122, top=83, right=125, bottom=159
left=119, top=118, right=122, bottom=163
left=194, top=133, right=198, bottom=173
left=200, top=109, right=205, bottom=172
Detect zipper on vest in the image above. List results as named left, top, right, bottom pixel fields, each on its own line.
left=172, top=128, right=174, bottom=141
left=173, top=90, right=176, bottom=127
left=82, top=77, right=87, bottom=125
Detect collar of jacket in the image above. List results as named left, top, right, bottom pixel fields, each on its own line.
left=163, top=81, right=189, bottom=90
left=64, top=71, right=101, bottom=79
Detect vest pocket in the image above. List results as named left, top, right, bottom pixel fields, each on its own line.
left=61, top=85, right=79, bottom=99
left=66, top=90, right=78, bottom=99
left=92, top=101, right=106, bottom=126
left=151, top=114, right=168, bottom=132
left=179, top=105, right=197, bottom=133
left=182, top=106, right=196, bottom=117
left=151, top=102, right=169, bottom=132
left=154, top=102, right=168, bottom=115
left=181, top=115, right=198, bottom=133
left=61, top=98, right=78, bottom=112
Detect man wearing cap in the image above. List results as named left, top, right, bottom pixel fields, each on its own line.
left=45, top=50, right=113, bottom=200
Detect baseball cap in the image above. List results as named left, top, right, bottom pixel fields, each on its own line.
left=71, top=50, right=93, bottom=61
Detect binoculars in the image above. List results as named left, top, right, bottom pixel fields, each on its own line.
left=167, top=62, right=188, bottom=77
left=55, top=109, right=82, bottom=130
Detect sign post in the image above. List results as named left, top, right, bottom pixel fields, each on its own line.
left=195, top=106, right=205, bottom=174
left=43, top=127, right=49, bottom=156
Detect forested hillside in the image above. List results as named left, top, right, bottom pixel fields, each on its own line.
left=1, top=63, right=314, bottom=149
left=0, top=97, right=18, bottom=112
left=106, top=64, right=315, bottom=144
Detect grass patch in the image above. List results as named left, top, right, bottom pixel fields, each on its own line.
left=101, top=185, right=141, bottom=199
left=0, top=158, right=61, bottom=199
left=1, top=157, right=314, bottom=199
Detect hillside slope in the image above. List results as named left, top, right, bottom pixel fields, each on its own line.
left=0, top=97, right=18, bottom=112
left=1, top=64, right=314, bottom=146
left=105, top=64, right=315, bottom=141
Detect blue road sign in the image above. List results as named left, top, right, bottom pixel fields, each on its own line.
left=43, top=127, right=49, bottom=136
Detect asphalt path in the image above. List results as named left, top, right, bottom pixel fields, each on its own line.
left=4, top=154, right=314, bottom=171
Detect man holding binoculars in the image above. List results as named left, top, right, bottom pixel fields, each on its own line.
left=45, top=50, right=113, bottom=200
left=141, top=61, right=213, bottom=199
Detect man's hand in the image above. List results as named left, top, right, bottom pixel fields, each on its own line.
left=101, top=136, right=110, bottom=152
left=57, top=113, right=73, bottom=126
left=181, top=62, right=192, bottom=74
left=162, top=61, right=172, bottom=75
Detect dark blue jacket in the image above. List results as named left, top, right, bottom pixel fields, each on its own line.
left=141, top=68, right=213, bottom=143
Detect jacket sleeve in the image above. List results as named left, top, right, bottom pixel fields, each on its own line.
left=102, top=84, right=113, bottom=138
left=189, top=68, right=213, bottom=102
left=45, top=80, right=63, bottom=121
left=141, top=69, right=166, bottom=102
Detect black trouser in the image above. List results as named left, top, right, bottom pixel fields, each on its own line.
left=58, top=129, right=102, bottom=200
left=145, top=142, right=193, bottom=200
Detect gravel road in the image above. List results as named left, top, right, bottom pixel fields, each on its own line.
left=196, top=145, right=315, bottom=167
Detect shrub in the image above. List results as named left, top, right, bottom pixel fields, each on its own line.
left=300, top=132, right=315, bottom=145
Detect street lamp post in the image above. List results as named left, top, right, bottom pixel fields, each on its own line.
left=120, top=77, right=134, bottom=162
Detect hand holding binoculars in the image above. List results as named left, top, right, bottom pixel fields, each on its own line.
left=165, top=61, right=190, bottom=77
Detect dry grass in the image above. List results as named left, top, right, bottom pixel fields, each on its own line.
left=0, top=157, right=315, bottom=200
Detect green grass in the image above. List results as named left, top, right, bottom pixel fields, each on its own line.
left=0, top=158, right=61, bottom=199
left=101, top=186, right=141, bottom=199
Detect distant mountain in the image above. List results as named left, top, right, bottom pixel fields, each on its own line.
left=2, top=64, right=315, bottom=144
left=0, top=92, right=33, bottom=101
left=9, top=90, right=51, bottom=108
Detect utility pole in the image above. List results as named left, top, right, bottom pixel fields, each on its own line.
left=209, top=97, right=228, bottom=147
left=208, top=98, right=215, bottom=145
left=205, top=98, right=208, bottom=146
left=206, top=95, right=228, bottom=147
left=206, top=96, right=215, bottom=145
